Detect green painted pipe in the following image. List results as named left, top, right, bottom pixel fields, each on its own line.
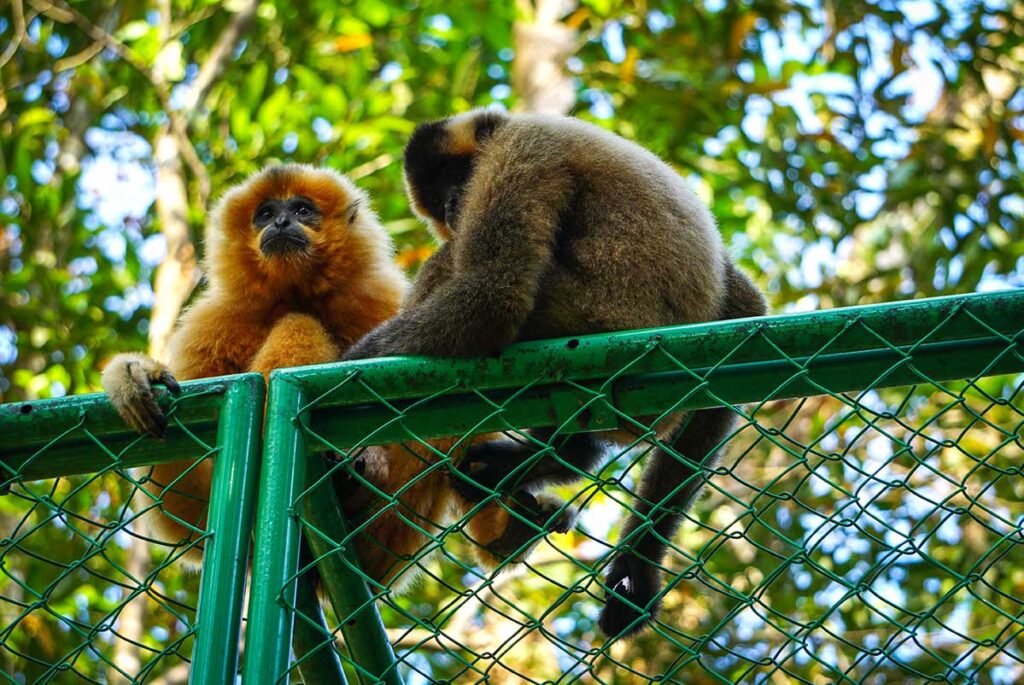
left=280, top=292, right=1023, bottom=449
left=293, top=578, right=349, bottom=685
left=301, top=457, right=402, bottom=685
left=243, top=374, right=309, bottom=684
left=0, top=375, right=240, bottom=481
left=300, top=334, right=1019, bottom=449
left=190, top=374, right=265, bottom=685
left=283, top=291, right=1023, bottom=410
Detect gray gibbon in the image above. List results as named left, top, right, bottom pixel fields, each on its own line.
left=344, top=109, right=768, bottom=636
left=102, top=164, right=562, bottom=585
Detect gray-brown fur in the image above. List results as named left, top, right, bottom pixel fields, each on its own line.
left=345, top=109, right=768, bottom=637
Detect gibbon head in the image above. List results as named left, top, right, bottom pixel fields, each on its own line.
left=403, top=108, right=509, bottom=240
left=204, top=164, right=390, bottom=294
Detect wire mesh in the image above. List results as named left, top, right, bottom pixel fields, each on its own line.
left=252, top=292, right=1024, bottom=685
left=1, top=294, right=1020, bottom=684
left=0, top=374, right=262, bottom=685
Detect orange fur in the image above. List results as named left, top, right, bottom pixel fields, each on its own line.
left=341, top=437, right=544, bottom=590
left=444, top=117, right=481, bottom=156
left=146, top=165, right=406, bottom=563
left=137, top=164, right=544, bottom=586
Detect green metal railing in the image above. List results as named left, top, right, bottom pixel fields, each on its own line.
left=0, top=374, right=263, bottom=684
left=1, top=291, right=1022, bottom=684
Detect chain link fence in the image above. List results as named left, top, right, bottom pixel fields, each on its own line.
left=245, top=291, right=1024, bottom=685
left=2, top=292, right=1022, bottom=684
left=0, top=374, right=263, bottom=685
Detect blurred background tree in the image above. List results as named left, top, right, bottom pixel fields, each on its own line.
left=3, top=0, right=1020, bottom=404
left=0, top=0, right=1021, bottom=683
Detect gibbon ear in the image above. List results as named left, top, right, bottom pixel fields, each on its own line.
left=345, top=199, right=361, bottom=224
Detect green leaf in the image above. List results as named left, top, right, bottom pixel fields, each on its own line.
left=321, top=85, right=347, bottom=120
left=16, top=108, right=56, bottom=130
left=244, top=61, right=269, bottom=107
left=257, top=88, right=292, bottom=132
left=115, top=20, right=153, bottom=42
left=231, top=107, right=253, bottom=144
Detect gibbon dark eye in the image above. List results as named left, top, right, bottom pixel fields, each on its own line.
left=256, top=206, right=274, bottom=223
left=287, top=197, right=320, bottom=226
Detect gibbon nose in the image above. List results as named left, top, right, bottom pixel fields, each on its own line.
left=274, top=214, right=292, bottom=228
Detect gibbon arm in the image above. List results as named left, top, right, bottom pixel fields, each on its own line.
left=403, top=242, right=453, bottom=308
left=249, top=313, right=340, bottom=377
left=345, top=159, right=574, bottom=360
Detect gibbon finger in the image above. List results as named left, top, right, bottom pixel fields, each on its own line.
left=119, top=398, right=154, bottom=437
left=126, top=361, right=168, bottom=438
left=156, top=371, right=181, bottom=394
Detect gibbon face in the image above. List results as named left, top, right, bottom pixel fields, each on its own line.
left=253, top=194, right=322, bottom=257
left=403, top=109, right=508, bottom=239
left=205, top=164, right=369, bottom=290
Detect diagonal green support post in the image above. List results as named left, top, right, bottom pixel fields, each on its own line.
left=242, top=370, right=401, bottom=684
left=302, top=458, right=402, bottom=685
left=293, top=578, right=349, bottom=685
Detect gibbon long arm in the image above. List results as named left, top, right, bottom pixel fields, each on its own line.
left=358, top=109, right=769, bottom=638
left=345, top=143, right=574, bottom=360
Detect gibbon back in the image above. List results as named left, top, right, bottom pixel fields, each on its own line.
left=344, top=110, right=768, bottom=636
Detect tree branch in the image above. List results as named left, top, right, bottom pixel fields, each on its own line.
left=0, top=0, right=31, bottom=69
left=179, top=0, right=259, bottom=110
left=513, top=0, right=578, bottom=115
left=26, top=0, right=211, bottom=202
left=169, top=5, right=218, bottom=41
left=28, top=0, right=261, bottom=359
left=28, top=0, right=150, bottom=77
left=147, top=0, right=260, bottom=359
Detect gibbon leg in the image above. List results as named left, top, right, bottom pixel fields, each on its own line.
left=344, top=456, right=454, bottom=592
left=460, top=491, right=578, bottom=569
left=249, top=313, right=340, bottom=377
left=451, top=430, right=606, bottom=500
left=598, top=406, right=736, bottom=636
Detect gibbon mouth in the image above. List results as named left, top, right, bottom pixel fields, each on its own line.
left=260, top=230, right=310, bottom=257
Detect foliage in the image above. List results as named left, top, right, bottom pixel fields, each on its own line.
left=0, top=470, right=201, bottom=683
left=2, top=0, right=1021, bottom=402
left=0, top=0, right=1021, bottom=683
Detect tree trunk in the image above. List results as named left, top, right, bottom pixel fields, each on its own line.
left=108, top=540, right=148, bottom=684
left=512, top=0, right=578, bottom=115
left=148, top=131, right=200, bottom=362
left=146, top=0, right=259, bottom=361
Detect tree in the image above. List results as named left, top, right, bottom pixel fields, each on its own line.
left=1, top=1, right=1021, bottom=682
left=513, top=0, right=577, bottom=114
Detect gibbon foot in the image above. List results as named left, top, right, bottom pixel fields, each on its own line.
left=452, top=439, right=537, bottom=501
left=482, top=491, right=578, bottom=562
left=598, top=552, right=661, bottom=637
left=324, top=450, right=366, bottom=499
left=102, top=354, right=181, bottom=437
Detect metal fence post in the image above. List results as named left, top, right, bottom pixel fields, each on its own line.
left=190, top=374, right=265, bottom=685
left=243, top=373, right=309, bottom=684
left=292, top=578, right=349, bottom=685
